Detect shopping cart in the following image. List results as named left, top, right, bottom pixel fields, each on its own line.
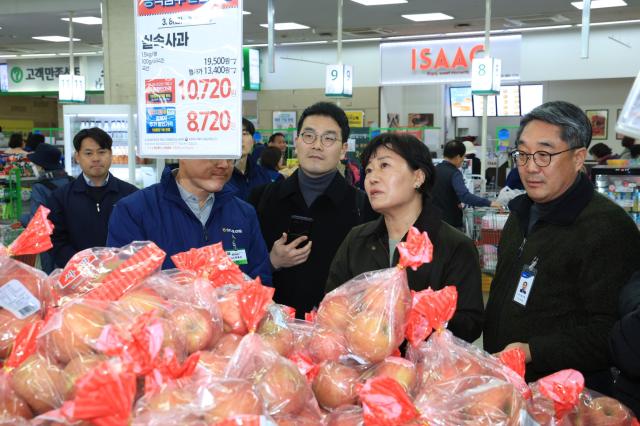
left=463, top=207, right=509, bottom=274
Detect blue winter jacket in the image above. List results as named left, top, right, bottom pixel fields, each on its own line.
left=228, top=156, right=273, bottom=201
left=106, top=166, right=272, bottom=284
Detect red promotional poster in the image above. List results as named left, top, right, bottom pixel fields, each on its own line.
left=137, top=0, right=238, bottom=17
left=145, top=78, right=176, bottom=104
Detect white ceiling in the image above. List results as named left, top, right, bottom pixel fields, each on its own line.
left=0, top=0, right=639, bottom=56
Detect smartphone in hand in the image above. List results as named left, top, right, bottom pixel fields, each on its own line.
left=286, top=215, right=313, bottom=247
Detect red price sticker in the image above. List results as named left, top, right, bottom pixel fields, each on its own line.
left=186, top=110, right=231, bottom=132
left=178, top=78, right=232, bottom=100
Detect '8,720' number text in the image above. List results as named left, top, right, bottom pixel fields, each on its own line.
left=186, top=110, right=231, bottom=132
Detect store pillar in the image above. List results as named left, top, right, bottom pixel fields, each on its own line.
left=101, top=0, right=137, bottom=105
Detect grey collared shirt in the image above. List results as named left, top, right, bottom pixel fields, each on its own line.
left=83, top=173, right=109, bottom=187
left=174, top=171, right=215, bottom=226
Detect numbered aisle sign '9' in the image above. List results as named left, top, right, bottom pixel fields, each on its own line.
left=134, top=0, right=243, bottom=158
left=325, top=64, right=353, bottom=98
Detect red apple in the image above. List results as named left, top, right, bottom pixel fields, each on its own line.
left=569, top=396, right=632, bottom=426
left=109, top=288, right=166, bottom=322
left=325, top=405, right=364, bottom=426
left=168, top=306, right=221, bottom=354
left=0, top=309, right=37, bottom=360
left=257, top=317, right=294, bottom=358
left=255, top=361, right=308, bottom=415
left=47, top=302, right=107, bottom=364
left=345, top=316, right=398, bottom=364
left=144, top=386, right=192, bottom=412
left=202, top=379, right=263, bottom=423
left=312, top=361, right=361, bottom=410
left=308, top=329, right=348, bottom=363
left=0, top=374, right=33, bottom=420
left=218, top=291, right=248, bottom=335
left=359, top=282, right=411, bottom=323
left=197, top=350, right=230, bottom=377
left=63, top=353, right=108, bottom=399
left=11, top=354, right=69, bottom=414
left=464, top=380, right=523, bottom=424
left=156, top=317, right=186, bottom=358
left=213, top=333, right=243, bottom=357
left=367, top=357, right=417, bottom=394
left=316, top=296, right=351, bottom=331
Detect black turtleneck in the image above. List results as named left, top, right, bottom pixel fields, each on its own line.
left=528, top=174, right=582, bottom=233
left=298, top=169, right=337, bottom=207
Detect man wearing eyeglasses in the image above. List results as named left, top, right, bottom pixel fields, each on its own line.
left=249, top=102, right=377, bottom=317
left=484, top=101, right=640, bottom=393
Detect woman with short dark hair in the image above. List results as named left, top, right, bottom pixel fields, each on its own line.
left=5, top=133, right=27, bottom=154
left=589, top=142, right=619, bottom=165
left=326, top=132, right=484, bottom=343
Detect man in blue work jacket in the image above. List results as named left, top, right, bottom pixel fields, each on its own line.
left=106, top=158, right=272, bottom=284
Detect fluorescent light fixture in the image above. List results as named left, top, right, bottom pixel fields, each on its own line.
left=339, top=37, right=382, bottom=42
left=402, top=13, right=454, bottom=22
left=350, top=0, right=407, bottom=5
left=20, top=53, right=58, bottom=57
left=501, top=25, right=573, bottom=32
left=280, top=41, right=329, bottom=46
left=578, top=19, right=640, bottom=26
left=385, top=34, right=443, bottom=40
left=0, top=54, right=17, bottom=58
left=444, top=30, right=486, bottom=36
left=259, top=22, right=309, bottom=30
left=61, top=16, right=102, bottom=25
left=243, top=44, right=268, bottom=48
left=32, top=36, right=81, bottom=42
left=571, top=0, right=627, bottom=9
left=242, top=10, right=251, bottom=15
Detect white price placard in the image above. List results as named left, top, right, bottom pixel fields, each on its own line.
left=471, top=57, right=501, bottom=95
left=59, top=75, right=86, bottom=102
left=134, top=0, right=243, bottom=158
left=325, top=64, right=353, bottom=98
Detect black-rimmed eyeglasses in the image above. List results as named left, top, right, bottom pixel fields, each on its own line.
left=510, top=146, right=579, bottom=167
left=299, top=131, right=339, bottom=147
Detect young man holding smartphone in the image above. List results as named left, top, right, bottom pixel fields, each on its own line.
left=250, top=102, right=376, bottom=317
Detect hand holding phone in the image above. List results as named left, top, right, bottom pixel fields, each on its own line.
left=286, top=215, right=313, bottom=246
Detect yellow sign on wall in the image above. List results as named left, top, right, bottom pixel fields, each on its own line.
left=0, top=119, right=34, bottom=135
left=346, top=111, right=364, bottom=128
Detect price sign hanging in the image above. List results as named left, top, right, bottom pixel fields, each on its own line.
left=134, top=0, right=243, bottom=158
left=471, top=56, right=501, bottom=96
left=325, top=64, right=353, bottom=98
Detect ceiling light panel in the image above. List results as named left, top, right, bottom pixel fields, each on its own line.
left=32, top=36, right=81, bottom=42
left=402, top=13, right=454, bottom=22
left=571, top=0, right=627, bottom=9
left=61, top=16, right=102, bottom=25
left=259, top=22, right=310, bottom=30
left=350, top=0, right=407, bottom=5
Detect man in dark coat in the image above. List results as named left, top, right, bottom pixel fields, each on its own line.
left=249, top=102, right=377, bottom=317
left=484, top=101, right=640, bottom=391
left=609, top=271, right=640, bottom=417
left=48, top=128, right=138, bottom=268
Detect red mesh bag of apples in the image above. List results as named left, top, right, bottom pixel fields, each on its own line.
left=223, top=333, right=323, bottom=425
left=52, top=240, right=166, bottom=305
left=171, top=242, right=246, bottom=288
left=527, top=369, right=636, bottom=425
left=132, top=375, right=276, bottom=426
left=0, top=206, right=54, bottom=362
left=308, top=226, right=432, bottom=366
left=405, top=286, right=531, bottom=426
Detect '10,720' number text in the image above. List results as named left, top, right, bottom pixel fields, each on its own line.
left=178, top=78, right=232, bottom=100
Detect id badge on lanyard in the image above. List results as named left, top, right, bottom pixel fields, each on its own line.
left=513, top=257, right=538, bottom=307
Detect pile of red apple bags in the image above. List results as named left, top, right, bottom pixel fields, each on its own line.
left=1, top=219, right=638, bottom=426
